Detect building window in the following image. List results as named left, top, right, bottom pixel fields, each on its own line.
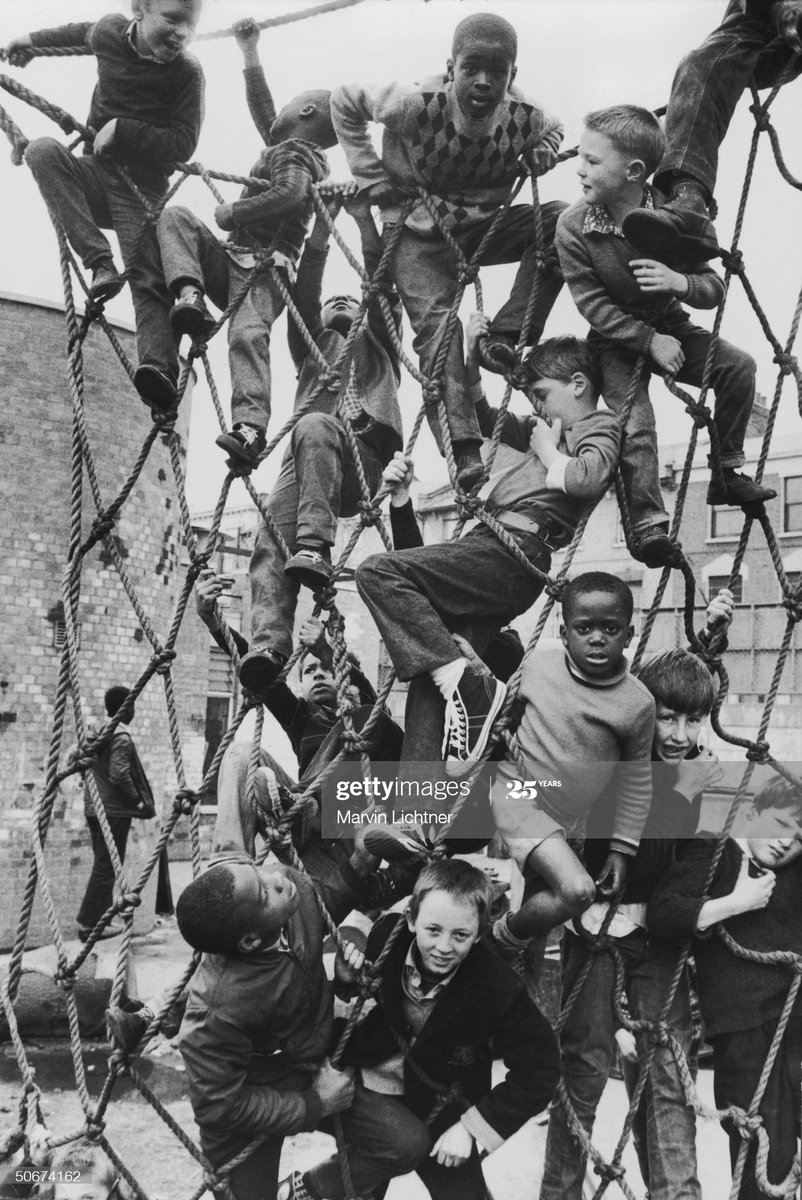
left=52, top=618, right=81, bottom=651
left=709, top=506, right=743, bottom=540
left=783, top=476, right=802, bottom=533
left=708, top=574, right=743, bottom=603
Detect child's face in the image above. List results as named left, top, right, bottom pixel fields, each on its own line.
left=527, top=373, right=592, bottom=426
left=300, top=655, right=337, bottom=706
left=745, top=804, right=802, bottom=869
left=407, top=890, right=480, bottom=977
left=138, top=0, right=200, bottom=63
left=652, top=704, right=705, bottom=761
left=560, top=590, right=633, bottom=678
left=322, top=294, right=360, bottom=336
left=577, top=129, right=635, bottom=207
left=231, top=863, right=300, bottom=948
left=448, top=39, right=515, bottom=121
left=55, top=1177, right=116, bottom=1200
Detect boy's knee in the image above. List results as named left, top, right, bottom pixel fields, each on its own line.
left=355, top=553, right=394, bottom=600
left=157, top=204, right=196, bottom=236
left=24, top=136, right=63, bottom=175
left=291, top=411, right=339, bottom=447
left=392, top=1119, right=431, bottom=1173
left=560, top=873, right=597, bottom=914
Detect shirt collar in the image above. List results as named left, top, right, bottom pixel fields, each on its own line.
left=583, top=187, right=655, bottom=238
left=126, top=19, right=166, bottom=64
left=564, top=650, right=631, bottom=688
left=402, top=943, right=458, bottom=1000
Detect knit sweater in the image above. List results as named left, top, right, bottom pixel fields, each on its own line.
left=331, top=76, right=562, bottom=235
left=647, top=837, right=802, bottom=1037
left=494, top=646, right=655, bottom=853
left=473, top=385, right=621, bottom=544
left=30, top=15, right=204, bottom=193
left=555, top=187, right=725, bottom=354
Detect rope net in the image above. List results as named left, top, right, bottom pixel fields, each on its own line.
left=1, top=8, right=801, bottom=1200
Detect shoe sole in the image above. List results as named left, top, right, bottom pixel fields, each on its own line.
left=170, top=308, right=217, bottom=339
left=134, top=366, right=177, bottom=411
left=623, top=211, right=720, bottom=264
left=444, top=679, right=507, bottom=778
left=362, top=827, right=428, bottom=862
left=89, top=278, right=125, bottom=305
left=215, top=432, right=261, bottom=468
left=284, top=563, right=332, bottom=590
left=239, top=653, right=283, bottom=692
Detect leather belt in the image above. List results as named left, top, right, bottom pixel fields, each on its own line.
left=490, top=508, right=570, bottom=550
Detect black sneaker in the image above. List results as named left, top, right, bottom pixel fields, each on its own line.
left=707, top=471, right=777, bottom=507
left=277, top=1173, right=313, bottom=1200
left=170, top=291, right=217, bottom=339
left=89, top=263, right=125, bottom=304
left=453, top=442, right=484, bottom=492
left=442, top=667, right=506, bottom=777
left=480, top=332, right=519, bottom=375
left=362, top=823, right=432, bottom=863
left=284, top=548, right=332, bottom=589
left=215, top=424, right=266, bottom=469
left=106, top=1004, right=151, bottom=1052
left=631, top=525, right=674, bottom=569
left=238, top=645, right=288, bottom=693
left=134, top=365, right=177, bottom=412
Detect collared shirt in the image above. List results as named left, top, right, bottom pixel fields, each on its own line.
left=583, top=187, right=655, bottom=239
left=125, top=19, right=165, bottom=64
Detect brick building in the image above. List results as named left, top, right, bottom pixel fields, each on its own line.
left=0, top=293, right=211, bottom=947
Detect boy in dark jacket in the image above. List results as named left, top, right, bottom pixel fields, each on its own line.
left=648, top=775, right=802, bottom=1200
left=279, top=858, right=560, bottom=1200
left=555, top=103, right=775, bottom=568
left=156, top=18, right=334, bottom=461
left=6, top=0, right=205, bottom=412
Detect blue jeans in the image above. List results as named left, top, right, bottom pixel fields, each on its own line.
left=656, top=0, right=802, bottom=198
left=712, top=1016, right=802, bottom=1200
left=356, top=525, right=550, bottom=682
left=540, top=929, right=700, bottom=1200
left=249, top=412, right=383, bottom=658
left=24, top=138, right=178, bottom=386
left=388, top=202, right=566, bottom=451
left=592, top=324, right=755, bottom=532
left=157, top=205, right=285, bottom=431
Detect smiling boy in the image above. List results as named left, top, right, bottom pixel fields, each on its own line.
left=490, top=573, right=654, bottom=966
left=279, top=859, right=559, bottom=1200
left=331, top=12, right=566, bottom=490
left=648, top=776, right=802, bottom=1200
left=355, top=332, right=621, bottom=773
left=555, top=104, right=774, bottom=568
left=6, top=0, right=205, bottom=412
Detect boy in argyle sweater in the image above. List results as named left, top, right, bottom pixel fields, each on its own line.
left=331, top=12, right=567, bottom=491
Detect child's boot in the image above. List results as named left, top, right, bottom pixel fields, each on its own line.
left=216, top=423, right=266, bottom=469
left=707, top=468, right=777, bottom=508
left=284, top=546, right=332, bottom=590
left=623, top=178, right=719, bottom=265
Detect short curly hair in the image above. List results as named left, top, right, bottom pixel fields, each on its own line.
left=176, top=864, right=242, bottom=954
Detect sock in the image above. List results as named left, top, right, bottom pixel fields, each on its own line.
left=670, top=176, right=710, bottom=206
left=430, top=656, right=467, bottom=700
left=178, top=285, right=202, bottom=303
left=492, top=912, right=531, bottom=951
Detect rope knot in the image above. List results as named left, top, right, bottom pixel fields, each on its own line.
left=651, top=1022, right=671, bottom=1047
left=593, top=1161, right=626, bottom=1183
left=684, top=400, right=712, bottom=430
left=720, top=248, right=745, bottom=276
left=457, top=494, right=482, bottom=518
left=748, top=101, right=772, bottom=133
left=746, top=741, right=770, bottom=765
left=173, top=787, right=200, bottom=815
left=151, top=648, right=176, bottom=675
left=422, top=380, right=443, bottom=408
left=457, top=263, right=479, bottom=286
left=115, top=893, right=141, bottom=916
left=91, top=514, right=116, bottom=541
left=321, top=370, right=342, bottom=394
left=359, top=968, right=383, bottom=998
left=83, top=1121, right=105, bottom=1144
left=54, top=965, right=76, bottom=990
left=358, top=500, right=383, bottom=527
left=312, top=583, right=338, bottom=610
left=773, top=351, right=798, bottom=377
left=732, top=1109, right=762, bottom=1140
left=545, top=578, right=566, bottom=602
left=782, top=593, right=802, bottom=623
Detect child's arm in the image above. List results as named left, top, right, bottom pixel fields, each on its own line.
left=345, top=189, right=403, bottom=349
left=775, top=0, right=802, bottom=51
left=195, top=568, right=250, bottom=659
left=298, top=618, right=377, bottom=706
left=286, top=196, right=333, bottom=368
left=522, top=105, right=564, bottom=178
left=330, top=81, right=411, bottom=205
left=695, top=852, right=775, bottom=932
left=4, top=24, right=92, bottom=65
left=464, top=312, right=534, bottom=446
left=630, top=258, right=724, bottom=311
left=606, top=700, right=656, bottom=870
left=532, top=411, right=622, bottom=501
left=233, top=18, right=277, bottom=146
left=216, top=143, right=319, bottom=233
left=458, top=984, right=561, bottom=1155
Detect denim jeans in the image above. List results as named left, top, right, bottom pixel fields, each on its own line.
left=157, top=205, right=285, bottom=431
left=540, top=929, right=701, bottom=1200
left=388, top=202, right=566, bottom=451
left=249, top=412, right=383, bottom=659
left=305, top=1084, right=488, bottom=1200
left=76, top=814, right=131, bottom=930
left=24, top=138, right=178, bottom=386
left=592, top=325, right=755, bottom=532
left=656, top=0, right=802, bottom=198
left=355, top=524, right=550, bottom=681
left=712, top=1016, right=802, bottom=1200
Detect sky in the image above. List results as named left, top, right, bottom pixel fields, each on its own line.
left=1, top=0, right=801, bottom=514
